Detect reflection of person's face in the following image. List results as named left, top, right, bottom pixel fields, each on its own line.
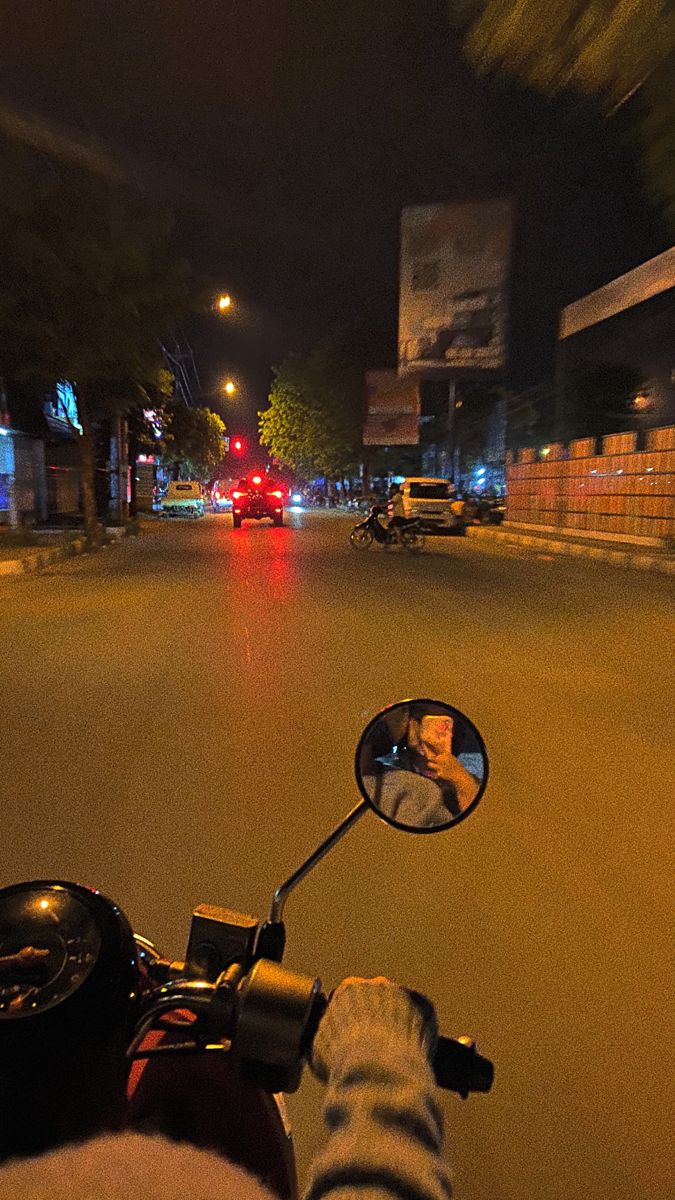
left=408, top=714, right=453, bottom=777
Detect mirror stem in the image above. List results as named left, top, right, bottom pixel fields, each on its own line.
left=270, top=801, right=369, bottom=924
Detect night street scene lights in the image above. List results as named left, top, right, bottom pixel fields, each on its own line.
left=216, top=293, right=232, bottom=312
left=224, top=380, right=237, bottom=396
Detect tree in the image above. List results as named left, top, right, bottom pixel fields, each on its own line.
left=0, top=148, right=196, bottom=535
left=452, top=0, right=675, bottom=224
left=125, top=367, right=175, bottom=517
left=258, top=340, right=363, bottom=482
left=162, top=404, right=227, bottom=480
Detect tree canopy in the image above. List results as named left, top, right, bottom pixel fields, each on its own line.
left=452, top=0, right=675, bottom=224
left=0, top=151, right=194, bottom=388
left=258, top=340, right=363, bottom=479
left=0, top=146, right=198, bottom=530
left=163, top=404, right=227, bottom=479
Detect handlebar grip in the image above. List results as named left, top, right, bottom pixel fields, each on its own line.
left=310, top=990, right=493, bottom=1099
left=405, top=989, right=493, bottom=1098
left=432, top=1035, right=494, bottom=1099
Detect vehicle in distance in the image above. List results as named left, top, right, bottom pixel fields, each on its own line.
left=232, top=474, right=284, bottom=528
left=210, top=478, right=237, bottom=512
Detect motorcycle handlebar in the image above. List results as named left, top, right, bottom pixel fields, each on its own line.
left=432, top=1035, right=493, bottom=1099
left=401, top=989, right=493, bottom=1098
left=138, top=963, right=494, bottom=1100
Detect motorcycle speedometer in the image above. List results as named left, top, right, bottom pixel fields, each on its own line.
left=0, top=886, right=102, bottom=1018
left=0, top=881, right=141, bottom=1160
left=0, top=881, right=140, bottom=1026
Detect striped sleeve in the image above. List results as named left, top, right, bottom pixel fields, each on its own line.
left=305, top=985, right=452, bottom=1200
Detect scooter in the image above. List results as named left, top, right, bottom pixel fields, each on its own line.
left=0, top=698, right=492, bottom=1198
left=349, top=506, right=425, bottom=552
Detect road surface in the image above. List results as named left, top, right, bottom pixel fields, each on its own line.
left=0, top=511, right=672, bottom=1199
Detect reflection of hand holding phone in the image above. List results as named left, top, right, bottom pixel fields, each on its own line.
left=409, top=715, right=453, bottom=775
left=409, top=714, right=478, bottom=810
left=419, top=715, right=453, bottom=760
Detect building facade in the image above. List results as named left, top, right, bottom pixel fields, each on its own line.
left=365, top=199, right=513, bottom=488
left=556, top=246, right=675, bottom=440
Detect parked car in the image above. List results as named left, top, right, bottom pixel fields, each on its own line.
left=399, top=478, right=462, bottom=533
left=160, top=481, right=205, bottom=518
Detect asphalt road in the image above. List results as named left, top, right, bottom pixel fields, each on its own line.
left=1, top=511, right=673, bottom=1200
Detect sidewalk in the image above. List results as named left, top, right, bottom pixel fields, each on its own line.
left=462, top=522, right=675, bottom=575
left=0, top=524, right=135, bottom=577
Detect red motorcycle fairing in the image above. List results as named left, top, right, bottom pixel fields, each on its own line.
left=126, top=1015, right=297, bottom=1200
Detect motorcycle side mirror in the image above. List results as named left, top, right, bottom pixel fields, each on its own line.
left=355, top=698, right=488, bottom=833
left=262, top=699, right=488, bottom=957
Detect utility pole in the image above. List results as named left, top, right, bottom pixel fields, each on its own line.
left=447, top=379, right=457, bottom=485
left=0, top=377, right=19, bottom=530
left=161, top=339, right=202, bottom=406
left=108, top=413, right=129, bottom=525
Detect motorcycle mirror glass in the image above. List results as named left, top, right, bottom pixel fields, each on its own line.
left=355, top=699, right=488, bottom=833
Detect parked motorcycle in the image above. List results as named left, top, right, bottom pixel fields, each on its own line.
left=464, top=495, right=506, bottom=526
left=349, top=505, right=425, bottom=552
left=0, top=699, right=492, bottom=1198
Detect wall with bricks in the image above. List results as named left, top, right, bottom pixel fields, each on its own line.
left=506, top=425, right=675, bottom=541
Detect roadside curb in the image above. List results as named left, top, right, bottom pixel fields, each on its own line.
left=461, top=525, right=675, bottom=575
left=0, top=524, right=139, bottom=579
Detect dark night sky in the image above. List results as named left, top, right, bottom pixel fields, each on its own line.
left=0, top=0, right=667, bottom=433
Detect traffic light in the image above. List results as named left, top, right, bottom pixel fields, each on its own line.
left=231, top=436, right=245, bottom=454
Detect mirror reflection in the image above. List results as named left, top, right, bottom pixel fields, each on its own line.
left=356, top=700, right=487, bottom=832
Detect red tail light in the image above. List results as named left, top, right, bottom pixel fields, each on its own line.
left=251, top=474, right=263, bottom=486
left=232, top=490, right=244, bottom=499
left=269, top=490, right=283, bottom=499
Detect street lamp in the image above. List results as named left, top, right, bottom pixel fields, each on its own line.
left=224, top=380, right=237, bottom=396
left=217, top=294, right=232, bottom=312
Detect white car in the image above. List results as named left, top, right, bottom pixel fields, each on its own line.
left=160, top=481, right=205, bottom=518
left=400, top=478, right=461, bottom=532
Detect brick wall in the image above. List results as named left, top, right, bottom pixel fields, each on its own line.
left=506, top=425, right=675, bottom=541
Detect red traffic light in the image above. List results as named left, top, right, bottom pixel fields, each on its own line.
left=232, top=437, right=245, bottom=453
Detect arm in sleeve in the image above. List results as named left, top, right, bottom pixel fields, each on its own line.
left=304, top=982, right=453, bottom=1200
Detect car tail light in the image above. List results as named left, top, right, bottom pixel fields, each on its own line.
left=269, top=490, right=283, bottom=499
left=232, top=490, right=244, bottom=499
left=251, top=474, right=263, bottom=486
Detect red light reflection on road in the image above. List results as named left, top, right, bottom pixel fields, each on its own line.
left=225, top=524, right=295, bottom=603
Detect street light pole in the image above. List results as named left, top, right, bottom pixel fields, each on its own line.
left=447, top=380, right=457, bottom=484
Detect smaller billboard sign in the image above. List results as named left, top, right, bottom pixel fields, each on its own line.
left=43, top=381, right=82, bottom=435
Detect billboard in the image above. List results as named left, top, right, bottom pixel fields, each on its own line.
left=363, top=370, right=420, bottom=446
left=398, top=200, right=512, bottom=375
